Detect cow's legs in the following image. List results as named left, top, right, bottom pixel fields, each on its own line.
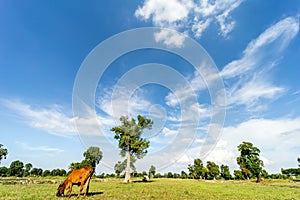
left=64, top=181, right=72, bottom=198
left=84, top=176, right=91, bottom=197
left=77, top=183, right=84, bottom=198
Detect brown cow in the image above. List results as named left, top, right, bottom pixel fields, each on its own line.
left=56, top=166, right=93, bottom=198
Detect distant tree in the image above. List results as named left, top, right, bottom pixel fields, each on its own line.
left=181, top=171, right=188, bottom=179
left=23, top=163, right=33, bottom=176
left=114, top=161, right=123, bottom=177
left=114, top=157, right=137, bottom=177
left=173, top=173, right=180, bottom=178
left=25, top=163, right=32, bottom=172
left=281, top=168, right=300, bottom=176
left=220, top=165, right=232, bottom=180
left=188, top=158, right=204, bottom=179
left=0, top=144, right=8, bottom=164
left=167, top=172, right=173, bottom=178
left=8, top=160, right=24, bottom=177
left=31, top=168, right=43, bottom=176
left=111, top=115, right=153, bottom=183
left=207, top=161, right=220, bottom=180
left=233, top=170, right=245, bottom=180
left=237, top=141, right=264, bottom=182
left=298, top=157, right=300, bottom=167
left=154, top=173, right=163, bottom=178
left=149, top=165, right=156, bottom=178
left=0, top=166, right=8, bottom=177
left=42, top=170, right=51, bottom=177
left=50, top=168, right=65, bottom=176
left=98, top=173, right=105, bottom=178
left=60, top=169, right=67, bottom=176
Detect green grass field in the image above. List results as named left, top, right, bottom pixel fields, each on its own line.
left=0, top=178, right=299, bottom=200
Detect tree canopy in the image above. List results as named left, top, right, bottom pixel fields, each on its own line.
left=207, top=161, right=220, bottom=180
left=237, top=141, right=264, bottom=182
left=188, top=158, right=204, bottom=179
left=111, top=115, right=153, bottom=183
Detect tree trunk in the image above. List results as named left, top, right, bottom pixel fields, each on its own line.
left=123, top=150, right=131, bottom=183
left=256, top=175, right=262, bottom=183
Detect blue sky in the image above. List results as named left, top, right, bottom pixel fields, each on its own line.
left=1, top=0, right=300, bottom=174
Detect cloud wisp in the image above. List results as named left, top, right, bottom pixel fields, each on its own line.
left=221, top=16, right=299, bottom=110
left=16, top=141, right=64, bottom=153
left=1, top=99, right=77, bottom=137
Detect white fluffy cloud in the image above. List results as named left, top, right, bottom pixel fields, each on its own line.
left=154, top=29, right=187, bottom=48
left=135, top=0, right=244, bottom=41
left=135, top=0, right=193, bottom=27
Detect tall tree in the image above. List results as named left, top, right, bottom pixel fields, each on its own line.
left=111, top=115, right=153, bottom=183
left=237, top=141, right=264, bottom=182
left=0, top=144, right=8, bottom=164
left=207, top=161, right=220, bottom=180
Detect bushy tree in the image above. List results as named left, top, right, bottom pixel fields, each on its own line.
left=207, top=161, right=220, bottom=180
left=167, top=172, right=173, bottom=178
left=234, top=170, right=245, bottom=180
left=42, top=170, right=51, bottom=177
left=0, top=144, right=8, bottom=164
left=237, top=141, right=264, bottom=182
left=23, top=163, right=33, bottom=176
left=50, top=168, right=66, bottom=176
left=0, top=166, right=8, bottom=177
left=111, top=115, right=153, bottom=183
left=31, top=168, right=43, bottom=176
left=8, top=160, right=24, bottom=177
left=220, top=165, right=232, bottom=180
left=188, top=158, right=204, bottom=179
left=181, top=171, right=188, bottom=179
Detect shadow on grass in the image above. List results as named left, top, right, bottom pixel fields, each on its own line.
left=132, top=180, right=154, bottom=183
left=68, top=191, right=103, bottom=197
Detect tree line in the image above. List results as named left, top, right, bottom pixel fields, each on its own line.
left=1, top=115, right=299, bottom=182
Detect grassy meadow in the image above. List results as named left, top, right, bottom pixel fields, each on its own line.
left=0, top=177, right=299, bottom=200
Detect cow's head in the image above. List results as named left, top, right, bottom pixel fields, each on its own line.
left=56, top=183, right=65, bottom=197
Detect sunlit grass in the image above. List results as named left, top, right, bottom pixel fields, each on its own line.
left=0, top=178, right=299, bottom=199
